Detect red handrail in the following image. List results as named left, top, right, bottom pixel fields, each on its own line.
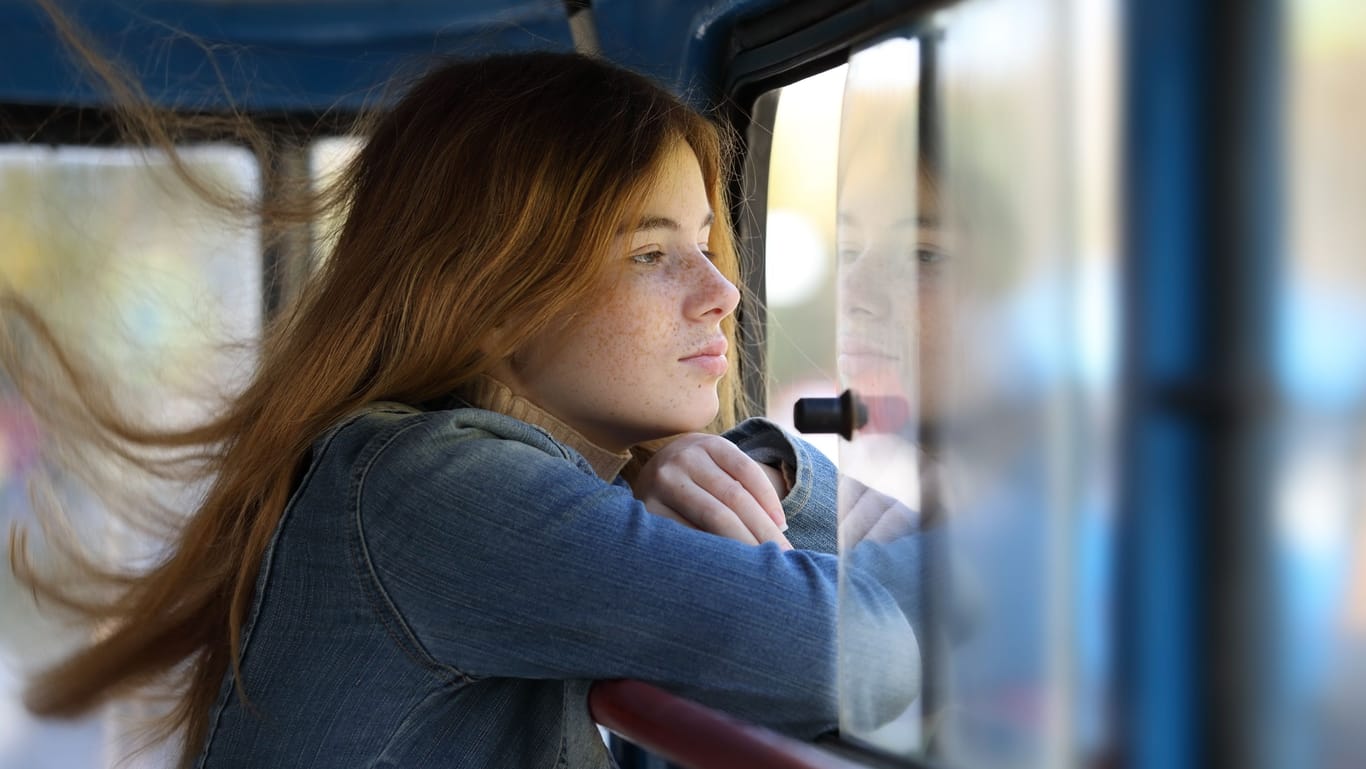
left=588, top=679, right=868, bottom=769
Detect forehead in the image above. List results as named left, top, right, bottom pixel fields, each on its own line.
left=840, top=159, right=942, bottom=228
left=635, top=141, right=709, bottom=212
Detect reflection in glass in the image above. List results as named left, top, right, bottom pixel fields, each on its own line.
left=835, top=34, right=929, bottom=752
left=933, top=1, right=1119, bottom=766
left=833, top=1, right=1120, bottom=766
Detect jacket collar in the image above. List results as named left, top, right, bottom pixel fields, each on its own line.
left=460, top=375, right=631, bottom=482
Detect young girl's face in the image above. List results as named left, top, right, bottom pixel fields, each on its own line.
left=497, top=141, right=740, bottom=451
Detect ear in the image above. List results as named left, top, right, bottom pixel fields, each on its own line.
left=478, top=325, right=511, bottom=358
left=479, top=326, right=513, bottom=379
left=479, top=325, right=528, bottom=382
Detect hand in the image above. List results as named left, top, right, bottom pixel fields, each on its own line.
left=839, top=437, right=953, bottom=546
left=632, top=433, right=792, bottom=550
left=839, top=475, right=919, bottom=546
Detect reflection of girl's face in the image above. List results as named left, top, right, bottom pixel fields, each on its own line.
left=837, top=153, right=952, bottom=427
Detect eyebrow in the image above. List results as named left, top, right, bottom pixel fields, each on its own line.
left=838, top=212, right=941, bottom=228
left=629, top=210, right=715, bottom=233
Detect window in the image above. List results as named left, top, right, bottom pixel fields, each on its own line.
left=1278, top=2, right=1366, bottom=765
left=311, top=135, right=364, bottom=264
left=0, top=144, right=260, bottom=769
left=762, top=65, right=847, bottom=465
left=751, top=0, right=1119, bottom=763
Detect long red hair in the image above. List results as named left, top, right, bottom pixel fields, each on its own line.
left=6, top=43, right=746, bottom=767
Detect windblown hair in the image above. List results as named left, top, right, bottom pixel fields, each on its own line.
left=4, top=25, right=745, bottom=767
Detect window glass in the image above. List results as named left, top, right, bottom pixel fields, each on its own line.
left=311, top=135, right=364, bottom=263
left=829, top=0, right=1119, bottom=764
left=1279, top=1, right=1366, bottom=765
left=835, top=34, right=926, bottom=752
left=0, top=144, right=260, bottom=769
left=763, top=65, right=847, bottom=465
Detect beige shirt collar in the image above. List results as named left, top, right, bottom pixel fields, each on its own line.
left=460, top=375, right=631, bottom=482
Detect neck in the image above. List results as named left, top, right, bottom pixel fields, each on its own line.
left=459, top=375, right=631, bottom=481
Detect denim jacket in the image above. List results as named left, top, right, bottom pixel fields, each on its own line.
left=194, top=403, right=920, bottom=769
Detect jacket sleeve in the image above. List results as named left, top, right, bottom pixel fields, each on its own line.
left=354, top=414, right=918, bottom=738
left=723, top=417, right=839, bottom=555
left=722, top=419, right=970, bottom=731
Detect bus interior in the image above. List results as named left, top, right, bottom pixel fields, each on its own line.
left=0, top=1, right=1363, bottom=768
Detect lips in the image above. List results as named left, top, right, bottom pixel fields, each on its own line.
left=838, top=336, right=904, bottom=389
left=837, top=337, right=899, bottom=360
left=679, top=337, right=729, bottom=377
left=681, top=337, right=728, bottom=361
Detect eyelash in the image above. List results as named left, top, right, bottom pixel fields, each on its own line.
left=631, top=248, right=717, bottom=265
left=837, top=245, right=947, bottom=264
left=916, top=246, right=946, bottom=264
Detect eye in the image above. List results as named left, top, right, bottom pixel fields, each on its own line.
left=916, top=245, right=948, bottom=264
left=631, top=250, right=666, bottom=265
left=837, top=243, right=864, bottom=263
left=700, top=247, right=717, bottom=261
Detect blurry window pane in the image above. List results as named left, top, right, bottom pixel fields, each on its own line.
left=311, top=135, right=363, bottom=263
left=1278, top=2, right=1366, bottom=766
left=0, top=144, right=261, bottom=769
left=763, top=65, right=847, bottom=464
left=831, top=1, right=1119, bottom=765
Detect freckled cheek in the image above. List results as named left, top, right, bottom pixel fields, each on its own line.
left=572, top=325, right=620, bottom=375
left=574, top=280, right=695, bottom=388
left=569, top=309, right=656, bottom=384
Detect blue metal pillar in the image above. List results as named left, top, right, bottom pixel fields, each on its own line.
left=1119, top=1, right=1282, bottom=768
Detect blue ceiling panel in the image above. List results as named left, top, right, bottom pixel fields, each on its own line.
left=592, top=0, right=786, bottom=106
left=0, top=0, right=575, bottom=111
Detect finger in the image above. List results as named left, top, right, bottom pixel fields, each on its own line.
left=640, top=500, right=698, bottom=530
left=684, top=458, right=791, bottom=549
left=838, top=476, right=883, bottom=547
left=842, top=476, right=920, bottom=545
left=652, top=473, right=763, bottom=545
left=701, top=440, right=787, bottom=530
left=863, top=501, right=916, bottom=543
left=634, top=436, right=791, bottom=549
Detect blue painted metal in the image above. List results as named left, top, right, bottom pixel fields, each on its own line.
left=0, top=0, right=800, bottom=111
left=592, top=0, right=785, bottom=105
left=1120, top=0, right=1209, bottom=766
left=1120, top=1, right=1282, bottom=768
left=0, top=0, right=574, bottom=111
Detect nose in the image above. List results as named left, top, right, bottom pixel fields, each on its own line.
left=841, top=245, right=894, bottom=320
left=687, top=248, right=741, bottom=320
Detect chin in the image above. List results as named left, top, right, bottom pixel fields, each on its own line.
left=658, top=400, right=721, bottom=436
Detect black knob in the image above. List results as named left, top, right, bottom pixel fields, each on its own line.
left=793, top=389, right=867, bottom=440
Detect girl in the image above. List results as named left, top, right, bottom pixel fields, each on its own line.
left=6, top=50, right=922, bottom=768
